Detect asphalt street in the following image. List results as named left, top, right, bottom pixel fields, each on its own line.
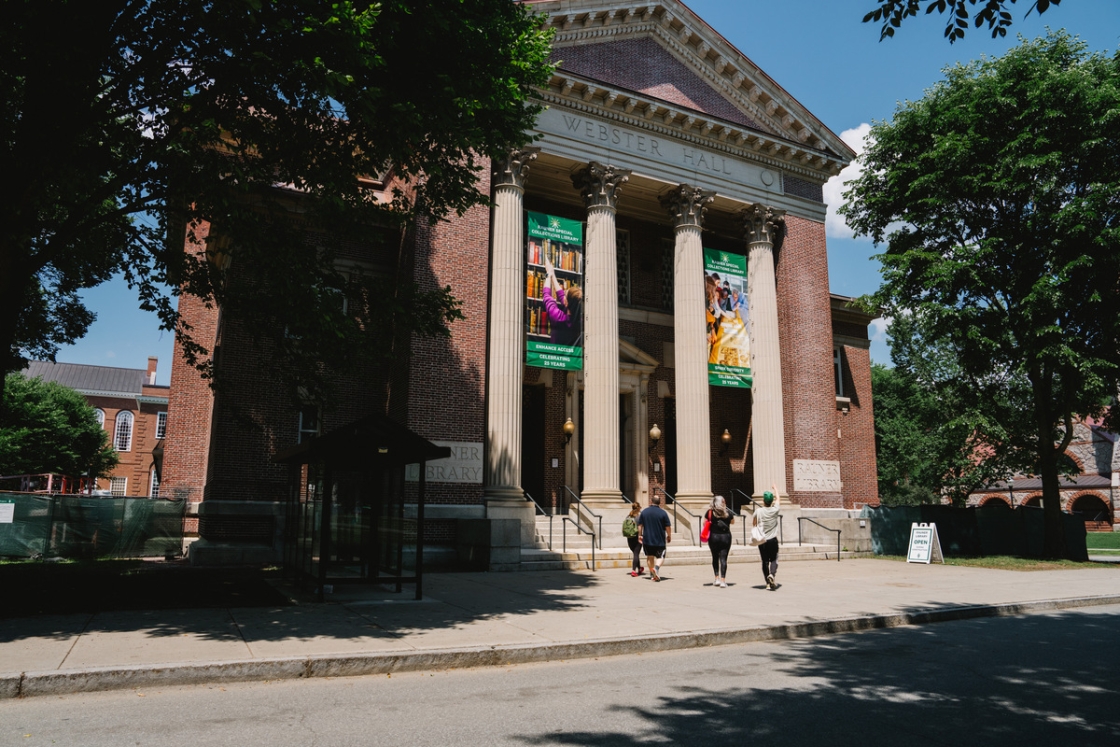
left=3, top=602, right=1118, bottom=747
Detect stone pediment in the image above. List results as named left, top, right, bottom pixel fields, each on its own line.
left=527, top=0, right=854, bottom=179
left=620, top=338, right=659, bottom=373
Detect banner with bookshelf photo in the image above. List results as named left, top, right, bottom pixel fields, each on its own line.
left=704, top=248, right=751, bottom=388
left=526, top=211, right=584, bottom=370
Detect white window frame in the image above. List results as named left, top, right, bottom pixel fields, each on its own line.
left=114, top=411, right=134, bottom=452
left=149, top=468, right=160, bottom=498
left=110, top=476, right=128, bottom=497
left=156, top=411, right=167, bottom=439
left=94, top=408, right=105, bottom=428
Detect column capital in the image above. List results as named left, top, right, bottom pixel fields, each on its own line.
left=492, top=147, right=541, bottom=190
left=739, top=203, right=787, bottom=247
left=571, top=161, right=631, bottom=211
left=660, top=184, right=715, bottom=229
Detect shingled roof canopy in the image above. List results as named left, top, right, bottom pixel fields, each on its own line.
left=273, top=414, right=451, bottom=467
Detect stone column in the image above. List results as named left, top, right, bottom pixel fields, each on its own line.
left=484, top=149, right=539, bottom=521
left=660, top=185, right=716, bottom=509
left=571, top=162, right=630, bottom=507
left=742, top=204, right=788, bottom=498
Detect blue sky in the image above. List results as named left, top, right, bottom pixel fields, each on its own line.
left=57, top=0, right=1120, bottom=377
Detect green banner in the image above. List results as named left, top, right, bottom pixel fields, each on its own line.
left=704, top=248, right=751, bottom=388
left=526, top=212, right=584, bottom=370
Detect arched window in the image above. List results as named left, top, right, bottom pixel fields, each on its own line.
left=114, top=411, right=134, bottom=452
left=94, top=409, right=105, bottom=428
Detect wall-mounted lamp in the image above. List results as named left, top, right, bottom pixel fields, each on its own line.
left=719, top=428, right=732, bottom=455
left=648, top=423, right=661, bottom=451
left=563, top=417, right=575, bottom=445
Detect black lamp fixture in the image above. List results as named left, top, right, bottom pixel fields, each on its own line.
left=648, top=423, right=662, bottom=451
left=719, top=428, right=732, bottom=455
left=563, top=417, right=575, bottom=444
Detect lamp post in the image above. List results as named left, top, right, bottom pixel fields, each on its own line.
left=1009, top=478, right=1015, bottom=508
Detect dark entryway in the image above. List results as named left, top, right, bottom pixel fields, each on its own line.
left=521, top=385, right=546, bottom=507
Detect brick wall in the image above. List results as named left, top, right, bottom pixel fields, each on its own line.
left=776, top=215, right=843, bottom=507
left=553, top=37, right=766, bottom=132
left=162, top=220, right=220, bottom=506
left=837, top=344, right=879, bottom=508
left=403, top=159, right=492, bottom=506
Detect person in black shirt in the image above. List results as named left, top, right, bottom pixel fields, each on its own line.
left=705, top=494, right=735, bottom=588
left=637, top=494, right=672, bottom=581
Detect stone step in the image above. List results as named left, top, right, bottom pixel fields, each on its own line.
left=516, top=544, right=871, bottom=572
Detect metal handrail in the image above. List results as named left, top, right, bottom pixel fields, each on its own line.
left=724, top=506, right=748, bottom=546
left=559, top=516, right=595, bottom=569
left=798, top=516, right=841, bottom=561
left=658, top=488, right=701, bottom=546
left=524, top=491, right=552, bottom=551
left=562, top=485, right=602, bottom=550
left=732, top=489, right=783, bottom=544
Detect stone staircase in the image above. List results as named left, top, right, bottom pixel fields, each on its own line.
left=519, top=543, right=868, bottom=572
left=523, top=509, right=872, bottom=571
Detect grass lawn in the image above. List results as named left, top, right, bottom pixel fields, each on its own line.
left=1086, top=533, right=1120, bottom=551
left=875, top=555, right=1117, bottom=571
left=0, top=559, right=291, bottom=619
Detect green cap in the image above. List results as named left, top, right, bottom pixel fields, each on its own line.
left=763, top=491, right=775, bottom=504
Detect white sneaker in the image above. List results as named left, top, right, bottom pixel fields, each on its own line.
left=766, top=574, right=775, bottom=589
left=719, top=581, right=727, bottom=588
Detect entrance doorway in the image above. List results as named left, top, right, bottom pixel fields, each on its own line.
left=521, top=386, right=546, bottom=507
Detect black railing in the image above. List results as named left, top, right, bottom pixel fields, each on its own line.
left=562, top=485, right=602, bottom=550
left=658, top=488, right=701, bottom=546
left=798, top=516, right=841, bottom=561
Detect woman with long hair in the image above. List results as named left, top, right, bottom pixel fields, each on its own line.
left=542, top=254, right=582, bottom=346
left=623, top=500, right=643, bottom=577
left=705, top=494, right=734, bottom=587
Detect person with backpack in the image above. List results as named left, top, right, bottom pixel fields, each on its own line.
left=705, top=495, right=735, bottom=588
left=622, top=501, right=643, bottom=577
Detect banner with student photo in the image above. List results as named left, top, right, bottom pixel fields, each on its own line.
left=526, top=212, right=584, bottom=370
left=704, top=248, right=751, bottom=388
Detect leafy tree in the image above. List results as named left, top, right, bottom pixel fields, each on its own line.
left=1, top=0, right=554, bottom=407
left=863, top=0, right=1062, bottom=43
left=842, top=32, right=1120, bottom=557
left=0, top=374, right=118, bottom=479
left=872, top=314, right=1027, bottom=506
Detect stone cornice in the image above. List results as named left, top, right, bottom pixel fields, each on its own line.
left=534, top=1, right=855, bottom=164
left=535, top=74, right=843, bottom=183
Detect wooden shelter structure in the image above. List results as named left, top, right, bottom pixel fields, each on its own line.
left=274, top=415, right=450, bottom=600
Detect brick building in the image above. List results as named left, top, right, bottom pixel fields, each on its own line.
left=162, top=0, right=880, bottom=563
left=23, top=358, right=169, bottom=497
left=968, top=418, right=1119, bottom=531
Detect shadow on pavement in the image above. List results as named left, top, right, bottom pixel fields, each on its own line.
left=515, top=608, right=1120, bottom=747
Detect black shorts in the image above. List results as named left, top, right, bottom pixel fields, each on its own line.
left=643, top=545, right=666, bottom=559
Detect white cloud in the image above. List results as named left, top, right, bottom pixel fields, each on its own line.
left=824, top=123, right=872, bottom=241
left=869, top=316, right=891, bottom=343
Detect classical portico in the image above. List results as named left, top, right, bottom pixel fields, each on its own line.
left=481, top=0, right=856, bottom=525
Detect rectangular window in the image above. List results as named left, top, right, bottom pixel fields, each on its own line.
left=834, top=347, right=844, bottom=397
left=617, top=229, right=631, bottom=305
left=150, top=470, right=160, bottom=498
left=156, top=411, right=167, bottom=440
left=110, top=477, right=127, bottom=497
left=660, top=238, right=674, bottom=311
left=298, top=406, right=320, bottom=443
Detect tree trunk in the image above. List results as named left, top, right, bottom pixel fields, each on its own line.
left=1031, top=373, right=1068, bottom=559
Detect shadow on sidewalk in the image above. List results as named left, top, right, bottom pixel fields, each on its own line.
left=513, top=608, right=1120, bottom=747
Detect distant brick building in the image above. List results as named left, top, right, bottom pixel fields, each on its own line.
left=23, top=358, right=169, bottom=497
left=162, top=0, right=880, bottom=563
left=968, top=419, right=1119, bottom=531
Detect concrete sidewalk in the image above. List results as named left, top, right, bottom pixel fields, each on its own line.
left=3, top=558, right=1119, bottom=699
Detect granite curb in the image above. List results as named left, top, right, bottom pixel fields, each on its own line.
left=5, top=592, right=1120, bottom=700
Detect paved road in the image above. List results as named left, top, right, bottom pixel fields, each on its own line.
left=4, top=603, right=1118, bottom=747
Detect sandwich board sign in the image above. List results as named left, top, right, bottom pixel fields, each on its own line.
left=906, top=522, right=944, bottom=564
